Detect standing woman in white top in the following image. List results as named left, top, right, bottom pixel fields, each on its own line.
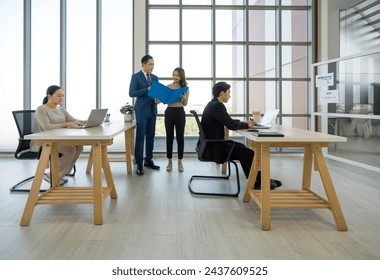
left=33, top=85, right=85, bottom=185
left=164, top=67, right=190, bottom=172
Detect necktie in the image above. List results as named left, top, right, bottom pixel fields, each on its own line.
left=147, top=73, right=152, bottom=86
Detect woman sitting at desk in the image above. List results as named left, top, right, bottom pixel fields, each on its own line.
left=32, top=85, right=85, bottom=185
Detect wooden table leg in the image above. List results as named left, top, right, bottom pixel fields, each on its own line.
left=20, top=143, right=52, bottom=226
left=86, top=146, right=94, bottom=174
left=243, top=146, right=260, bottom=202
left=129, top=127, right=135, bottom=164
left=312, top=144, right=348, bottom=231
left=51, top=144, right=60, bottom=188
left=124, top=129, right=133, bottom=174
left=102, top=145, right=117, bottom=199
left=92, top=143, right=103, bottom=225
left=302, top=145, right=313, bottom=191
left=261, top=144, right=271, bottom=231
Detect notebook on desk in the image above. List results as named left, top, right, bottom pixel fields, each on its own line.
left=251, top=131, right=284, bottom=137
left=249, top=109, right=280, bottom=129
left=69, top=109, right=108, bottom=129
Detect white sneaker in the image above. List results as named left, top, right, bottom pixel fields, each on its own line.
left=44, top=174, right=66, bottom=185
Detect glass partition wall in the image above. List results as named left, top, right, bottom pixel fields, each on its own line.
left=312, top=50, right=380, bottom=171
left=311, top=0, right=380, bottom=171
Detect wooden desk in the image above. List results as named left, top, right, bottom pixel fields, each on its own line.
left=236, top=125, right=348, bottom=231
left=21, top=121, right=135, bottom=226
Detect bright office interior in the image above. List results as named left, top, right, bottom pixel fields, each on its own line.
left=0, top=0, right=379, bottom=264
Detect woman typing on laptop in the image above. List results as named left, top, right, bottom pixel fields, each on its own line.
left=32, top=85, right=84, bottom=185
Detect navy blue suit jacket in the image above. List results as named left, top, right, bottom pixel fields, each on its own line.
left=129, top=70, right=158, bottom=121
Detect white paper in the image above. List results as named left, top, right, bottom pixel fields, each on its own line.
left=320, top=89, right=339, bottom=104
left=316, top=73, right=334, bottom=87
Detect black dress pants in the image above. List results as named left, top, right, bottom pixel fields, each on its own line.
left=224, top=141, right=258, bottom=179
left=164, top=107, right=186, bottom=159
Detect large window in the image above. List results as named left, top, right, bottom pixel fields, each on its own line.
left=102, top=0, right=133, bottom=149
left=31, top=0, right=60, bottom=110
left=0, top=0, right=133, bottom=152
left=102, top=0, right=133, bottom=117
left=0, top=0, right=23, bottom=151
left=148, top=0, right=313, bottom=147
left=0, top=0, right=311, bottom=152
left=66, top=0, right=97, bottom=117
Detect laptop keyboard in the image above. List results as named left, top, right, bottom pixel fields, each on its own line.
left=69, top=125, right=85, bottom=129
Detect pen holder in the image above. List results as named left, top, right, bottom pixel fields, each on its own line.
left=124, top=113, right=134, bottom=122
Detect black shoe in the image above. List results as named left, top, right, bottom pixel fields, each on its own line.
left=144, top=160, right=160, bottom=170
left=254, top=179, right=282, bottom=190
left=136, top=164, right=144, bottom=176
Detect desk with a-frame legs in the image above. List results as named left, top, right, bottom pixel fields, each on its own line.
left=236, top=125, right=348, bottom=231
left=21, top=121, right=135, bottom=226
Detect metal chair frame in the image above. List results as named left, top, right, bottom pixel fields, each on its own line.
left=10, top=110, right=76, bottom=193
left=188, top=110, right=241, bottom=197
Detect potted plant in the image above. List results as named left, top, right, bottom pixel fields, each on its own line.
left=120, top=102, right=134, bottom=122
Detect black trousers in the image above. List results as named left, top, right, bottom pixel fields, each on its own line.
left=164, top=107, right=186, bottom=159
left=224, top=141, right=257, bottom=179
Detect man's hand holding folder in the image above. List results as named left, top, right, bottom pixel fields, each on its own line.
left=148, top=80, right=189, bottom=104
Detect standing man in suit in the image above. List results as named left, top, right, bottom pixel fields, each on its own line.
left=201, top=81, right=282, bottom=189
left=129, top=55, right=161, bottom=175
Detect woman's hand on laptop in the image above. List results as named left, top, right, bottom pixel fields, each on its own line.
left=63, top=120, right=86, bottom=128
left=76, top=120, right=86, bottom=126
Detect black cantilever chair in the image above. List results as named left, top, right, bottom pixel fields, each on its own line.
left=188, top=110, right=240, bottom=197
left=10, top=110, right=43, bottom=192
left=10, top=110, right=76, bottom=193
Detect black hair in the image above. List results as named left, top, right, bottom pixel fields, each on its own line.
left=43, top=85, right=61, bottom=104
left=141, top=54, right=153, bottom=64
left=212, top=81, right=231, bottom=98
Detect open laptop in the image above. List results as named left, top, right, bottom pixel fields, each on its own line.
left=70, top=109, right=108, bottom=129
left=249, top=109, right=280, bottom=129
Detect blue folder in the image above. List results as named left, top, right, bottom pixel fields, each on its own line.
left=148, top=80, right=189, bottom=104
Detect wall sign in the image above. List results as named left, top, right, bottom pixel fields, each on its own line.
left=316, top=72, right=334, bottom=87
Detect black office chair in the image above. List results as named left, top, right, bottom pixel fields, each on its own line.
left=10, top=110, right=44, bottom=192
left=10, top=110, right=76, bottom=192
left=188, top=110, right=241, bottom=197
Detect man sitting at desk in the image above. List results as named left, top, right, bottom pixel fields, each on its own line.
left=201, top=81, right=281, bottom=189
